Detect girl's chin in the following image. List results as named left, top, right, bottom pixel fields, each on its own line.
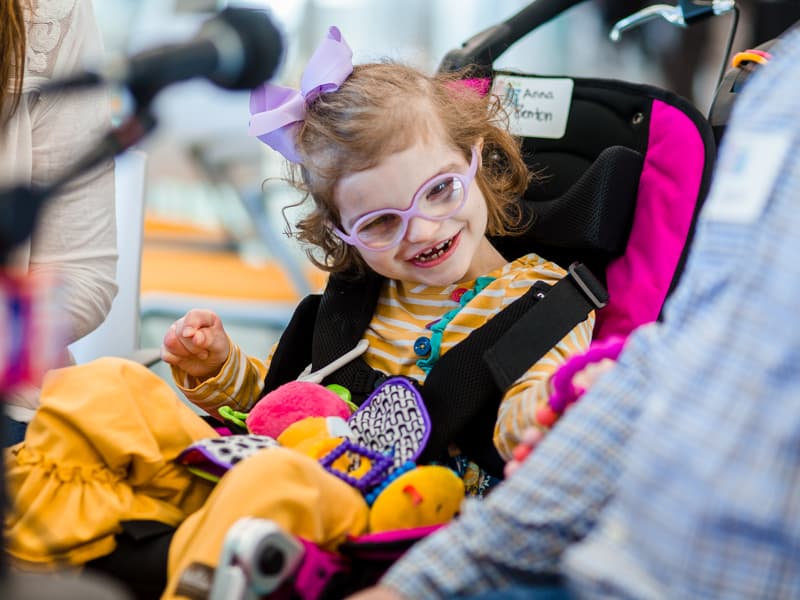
left=410, top=260, right=471, bottom=286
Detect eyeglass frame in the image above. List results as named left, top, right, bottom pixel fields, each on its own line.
left=331, top=145, right=480, bottom=252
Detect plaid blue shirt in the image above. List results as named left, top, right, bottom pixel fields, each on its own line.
left=381, top=26, right=800, bottom=600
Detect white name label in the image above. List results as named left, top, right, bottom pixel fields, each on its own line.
left=491, top=75, right=574, bottom=139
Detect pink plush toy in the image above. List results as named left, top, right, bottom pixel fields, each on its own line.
left=245, top=380, right=353, bottom=439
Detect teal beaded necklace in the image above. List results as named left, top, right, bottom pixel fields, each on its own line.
left=416, top=275, right=496, bottom=374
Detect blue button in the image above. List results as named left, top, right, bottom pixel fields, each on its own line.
left=413, top=336, right=431, bottom=356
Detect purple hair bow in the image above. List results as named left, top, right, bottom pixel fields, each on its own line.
left=248, top=26, right=353, bottom=163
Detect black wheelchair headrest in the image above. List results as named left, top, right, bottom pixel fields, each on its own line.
left=491, top=144, right=642, bottom=276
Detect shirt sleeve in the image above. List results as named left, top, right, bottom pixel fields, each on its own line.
left=493, top=312, right=594, bottom=460
left=492, top=256, right=596, bottom=460
left=379, top=322, right=657, bottom=599
left=171, top=338, right=276, bottom=419
left=27, top=1, right=118, bottom=344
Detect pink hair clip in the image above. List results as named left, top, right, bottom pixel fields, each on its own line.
left=248, top=26, right=353, bottom=163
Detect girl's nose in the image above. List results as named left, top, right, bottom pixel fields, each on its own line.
left=404, top=216, right=440, bottom=243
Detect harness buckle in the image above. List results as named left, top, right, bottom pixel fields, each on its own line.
left=567, top=262, right=609, bottom=309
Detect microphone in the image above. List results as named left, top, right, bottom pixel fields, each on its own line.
left=44, top=7, right=284, bottom=102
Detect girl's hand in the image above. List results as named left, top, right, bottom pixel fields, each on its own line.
left=549, top=336, right=626, bottom=414
left=161, top=308, right=230, bottom=380
left=504, top=426, right=544, bottom=478
left=571, top=357, right=616, bottom=391
left=506, top=356, right=618, bottom=477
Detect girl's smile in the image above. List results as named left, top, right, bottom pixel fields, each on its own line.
left=407, top=231, right=460, bottom=268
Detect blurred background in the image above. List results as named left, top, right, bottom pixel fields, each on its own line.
left=75, top=0, right=800, bottom=388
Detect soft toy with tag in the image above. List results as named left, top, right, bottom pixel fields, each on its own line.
left=322, top=377, right=464, bottom=531
left=177, top=377, right=465, bottom=532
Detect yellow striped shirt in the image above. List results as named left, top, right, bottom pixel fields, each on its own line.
left=175, top=253, right=594, bottom=462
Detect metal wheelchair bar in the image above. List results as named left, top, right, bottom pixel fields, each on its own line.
left=610, top=0, right=737, bottom=42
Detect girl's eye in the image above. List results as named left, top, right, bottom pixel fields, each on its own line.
left=426, top=177, right=459, bottom=203
left=358, top=213, right=395, bottom=233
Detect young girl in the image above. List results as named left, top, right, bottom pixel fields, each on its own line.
left=5, top=25, right=593, bottom=599
left=164, top=26, right=594, bottom=489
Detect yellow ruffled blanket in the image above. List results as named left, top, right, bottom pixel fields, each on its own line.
left=5, top=357, right=217, bottom=566
left=5, top=357, right=370, bottom=599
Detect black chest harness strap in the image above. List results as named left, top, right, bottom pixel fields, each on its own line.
left=263, top=262, right=606, bottom=478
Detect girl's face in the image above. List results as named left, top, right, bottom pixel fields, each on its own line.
left=334, top=137, right=506, bottom=286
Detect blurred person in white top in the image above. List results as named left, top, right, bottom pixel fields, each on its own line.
left=1, top=0, right=117, bottom=442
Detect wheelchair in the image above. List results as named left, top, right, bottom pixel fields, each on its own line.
left=77, top=0, right=779, bottom=598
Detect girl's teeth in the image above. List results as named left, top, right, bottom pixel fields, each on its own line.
left=415, top=238, right=452, bottom=262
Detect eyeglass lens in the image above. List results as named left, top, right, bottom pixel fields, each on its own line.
left=356, top=175, right=465, bottom=249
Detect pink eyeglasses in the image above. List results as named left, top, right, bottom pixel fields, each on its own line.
left=332, top=146, right=479, bottom=252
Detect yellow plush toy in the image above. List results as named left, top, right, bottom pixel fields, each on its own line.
left=278, top=416, right=350, bottom=455
left=368, top=465, right=465, bottom=533
left=169, top=379, right=464, bottom=600
left=190, top=379, right=466, bottom=534
left=277, top=415, right=465, bottom=532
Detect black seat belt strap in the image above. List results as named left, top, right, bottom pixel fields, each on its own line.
left=484, top=262, right=607, bottom=390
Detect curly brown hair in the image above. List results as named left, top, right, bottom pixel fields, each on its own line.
left=0, top=0, right=28, bottom=122
left=284, top=62, right=533, bottom=274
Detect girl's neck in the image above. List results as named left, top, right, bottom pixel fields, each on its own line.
left=460, top=236, right=507, bottom=282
